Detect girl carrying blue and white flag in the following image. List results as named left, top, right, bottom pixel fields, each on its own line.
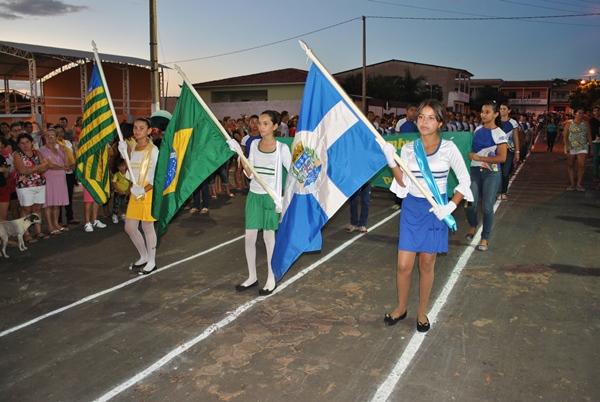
left=380, top=99, right=473, bottom=333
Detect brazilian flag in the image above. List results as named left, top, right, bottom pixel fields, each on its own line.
left=75, top=63, right=116, bottom=204
left=152, top=81, right=233, bottom=236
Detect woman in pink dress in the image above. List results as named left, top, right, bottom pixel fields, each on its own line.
left=39, top=129, right=71, bottom=234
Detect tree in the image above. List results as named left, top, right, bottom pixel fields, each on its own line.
left=338, top=69, right=435, bottom=105
left=569, top=80, right=600, bottom=110
left=470, top=85, right=507, bottom=112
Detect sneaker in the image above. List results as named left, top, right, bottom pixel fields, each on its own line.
left=576, top=185, right=585, bottom=192
left=111, top=214, right=119, bottom=224
left=93, top=220, right=107, bottom=229
left=566, top=186, right=575, bottom=191
left=120, top=214, right=126, bottom=221
left=357, top=226, right=368, bottom=233
left=84, top=222, right=94, bottom=232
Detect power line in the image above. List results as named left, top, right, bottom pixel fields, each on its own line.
left=166, top=17, right=361, bottom=64
left=367, top=0, right=599, bottom=26
left=497, top=0, right=581, bottom=13
left=366, top=12, right=600, bottom=20
left=165, top=12, right=600, bottom=64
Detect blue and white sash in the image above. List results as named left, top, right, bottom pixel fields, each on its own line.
left=414, top=139, right=457, bottom=232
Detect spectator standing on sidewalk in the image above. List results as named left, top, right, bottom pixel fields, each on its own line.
left=39, top=129, right=71, bottom=234
left=589, top=106, right=600, bottom=181
left=564, top=109, right=592, bottom=192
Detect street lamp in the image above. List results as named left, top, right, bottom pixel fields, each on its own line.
left=580, top=79, right=587, bottom=85
left=587, top=68, right=597, bottom=81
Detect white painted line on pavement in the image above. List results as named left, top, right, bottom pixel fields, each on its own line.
left=370, top=153, right=528, bottom=401
left=93, top=209, right=401, bottom=402
left=0, top=235, right=245, bottom=339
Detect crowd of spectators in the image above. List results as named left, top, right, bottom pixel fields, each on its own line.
left=0, top=104, right=597, bottom=250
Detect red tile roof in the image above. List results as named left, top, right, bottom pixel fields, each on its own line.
left=194, top=68, right=308, bottom=88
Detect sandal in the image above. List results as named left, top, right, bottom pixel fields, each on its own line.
left=465, top=233, right=474, bottom=241
left=49, top=230, right=62, bottom=236
left=476, top=243, right=488, bottom=251
left=59, top=226, right=69, bottom=232
left=37, top=233, right=49, bottom=240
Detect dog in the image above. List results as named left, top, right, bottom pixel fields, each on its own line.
left=0, top=214, right=41, bottom=258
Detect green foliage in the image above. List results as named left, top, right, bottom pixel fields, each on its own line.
left=470, top=85, right=507, bottom=112
left=569, top=80, right=600, bottom=110
left=338, top=69, right=441, bottom=104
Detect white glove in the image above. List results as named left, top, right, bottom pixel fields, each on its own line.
left=274, top=195, right=283, bottom=214
left=380, top=142, right=398, bottom=168
left=131, top=184, right=145, bottom=199
left=117, top=140, right=129, bottom=159
left=226, top=138, right=242, bottom=155
left=429, top=201, right=457, bottom=221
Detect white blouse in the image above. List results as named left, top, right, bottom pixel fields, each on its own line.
left=390, top=139, right=473, bottom=202
left=247, top=140, right=291, bottom=196
left=126, top=144, right=159, bottom=187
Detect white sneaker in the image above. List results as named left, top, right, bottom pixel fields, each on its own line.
left=111, top=214, right=119, bottom=224
left=84, top=222, right=94, bottom=232
left=93, top=220, right=107, bottom=229
left=120, top=214, right=126, bottom=221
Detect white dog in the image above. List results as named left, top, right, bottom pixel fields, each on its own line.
left=0, top=214, right=41, bottom=258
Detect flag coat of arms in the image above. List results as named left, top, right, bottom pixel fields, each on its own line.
left=271, top=64, right=387, bottom=280
left=75, top=63, right=117, bottom=204
left=152, top=81, right=233, bottom=236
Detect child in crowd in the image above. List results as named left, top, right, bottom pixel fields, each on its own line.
left=111, top=157, right=131, bottom=223
left=232, top=110, right=291, bottom=295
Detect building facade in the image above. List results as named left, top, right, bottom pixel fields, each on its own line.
left=333, top=59, right=473, bottom=112
left=193, top=68, right=307, bottom=119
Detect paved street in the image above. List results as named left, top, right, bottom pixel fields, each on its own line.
left=1, top=143, right=598, bottom=402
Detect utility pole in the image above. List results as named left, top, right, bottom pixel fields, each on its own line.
left=361, top=16, right=367, bottom=114
left=149, top=0, right=160, bottom=112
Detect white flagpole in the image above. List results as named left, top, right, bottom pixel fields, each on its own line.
left=173, top=64, right=281, bottom=206
left=90, top=41, right=136, bottom=182
left=298, top=40, right=439, bottom=210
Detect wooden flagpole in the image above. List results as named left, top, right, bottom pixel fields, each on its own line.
left=298, top=40, right=439, bottom=210
left=173, top=65, right=281, bottom=208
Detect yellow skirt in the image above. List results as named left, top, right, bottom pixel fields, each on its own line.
left=125, top=189, right=156, bottom=222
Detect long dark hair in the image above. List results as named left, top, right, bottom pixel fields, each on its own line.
left=482, top=100, right=502, bottom=128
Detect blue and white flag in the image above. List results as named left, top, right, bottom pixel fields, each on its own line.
left=272, top=64, right=387, bottom=280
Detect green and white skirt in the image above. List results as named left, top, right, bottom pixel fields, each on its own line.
left=245, top=191, right=280, bottom=230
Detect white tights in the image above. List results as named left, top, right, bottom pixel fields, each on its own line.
left=243, top=229, right=276, bottom=291
left=124, top=219, right=157, bottom=271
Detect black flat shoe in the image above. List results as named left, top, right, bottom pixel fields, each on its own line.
left=258, top=285, right=276, bottom=296
left=235, top=281, right=258, bottom=292
left=384, top=310, right=407, bottom=326
left=129, top=262, right=147, bottom=271
left=417, top=317, right=430, bottom=333
left=139, top=265, right=158, bottom=275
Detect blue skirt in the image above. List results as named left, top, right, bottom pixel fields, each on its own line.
left=398, top=194, right=448, bottom=254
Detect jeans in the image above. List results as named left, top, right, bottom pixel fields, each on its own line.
left=465, top=167, right=501, bottom=240
left=592, top=142, right=600, bottom=179
left=547, top=132, right=557, bottom=152
left=192, top=180, right=210, bottom=209
left=499, top=150, right=514, bottom=194
left=350, top=183, right=371, bottom=227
